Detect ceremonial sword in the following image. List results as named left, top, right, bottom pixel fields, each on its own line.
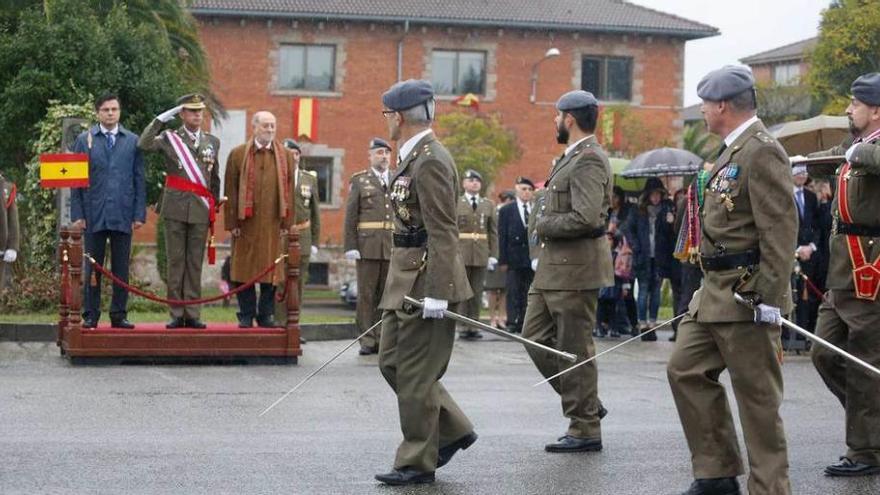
left=532, top=314, right=685, bottom=387
left=259, top=319, right=385, bottom=417
left=789, top=155, right=845, bottom=166
left=403, top=296, right=577, bottom=362
left=733, top=293, right=880, bottom=378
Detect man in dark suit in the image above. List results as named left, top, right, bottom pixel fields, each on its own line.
left=498, top=176, right=535, bottom=333
left=792, top=165, right=822, bottom=333
left=71, top=93, right=146, bottom=329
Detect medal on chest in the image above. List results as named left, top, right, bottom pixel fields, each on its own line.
left=710, top=164, right=739, bottom=212
left=201, top=145, right=215, bottom=172
left=301, top=184, right=312, bottom=208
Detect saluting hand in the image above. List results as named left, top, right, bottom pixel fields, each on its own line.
left=157, top=105, right=184, bottom=123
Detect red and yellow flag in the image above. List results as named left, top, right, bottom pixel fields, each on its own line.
left=453, top=93, right=480, bottom=111
left=39, top=153, right=89, bottom=188
left=293, top=97, right=319, bottom=142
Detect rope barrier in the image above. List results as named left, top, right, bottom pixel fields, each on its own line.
left=83, top=253, right=288, bottom=306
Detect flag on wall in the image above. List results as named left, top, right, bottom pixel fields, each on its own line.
left=39, top=153, right=89, bottom=188
left=293, top=97, right=319, bottom=142
left=453, top=93, right=480, bottom=111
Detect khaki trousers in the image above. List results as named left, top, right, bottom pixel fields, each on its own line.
left=356, top=259, right=390, bottom=349
left=457, top=265, right=487, bottom=333
left=667, top=314, right=790, bottom=495
left=812, top=289, right=880, bottom=466
left=378, top=308, right=473, bottom=472
left=164, top=218, right=208, bottom=319
left=523, top=289, right=602, bottom=439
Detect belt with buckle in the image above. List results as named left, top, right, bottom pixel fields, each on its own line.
left=699, top=249, right=760, bottom=271
left=358, top=221, right=394, bottom=230
left=835, top=221, right=880, bottom=237
left=458, top=232, right=488, bottom=240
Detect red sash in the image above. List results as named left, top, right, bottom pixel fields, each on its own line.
left=165, top=175, right=217, bottom=265
left=4, top=182, right=14, bottom=209
left=838, top=160, right=880, bottom=300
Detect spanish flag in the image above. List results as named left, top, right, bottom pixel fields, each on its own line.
left=293, top=97, right=319, bottom=142
left=39, top=153, right=89, bottom=188
left=453, top=93, right=480, bottom=111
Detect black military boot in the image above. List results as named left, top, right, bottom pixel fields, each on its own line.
left=679, top=477, right=741, bottom=495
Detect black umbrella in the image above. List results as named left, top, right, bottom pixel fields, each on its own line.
left=620, top=147, right=704, bottom=178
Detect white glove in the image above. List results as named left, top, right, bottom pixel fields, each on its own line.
left=788, top=155, right=807, bottom=164
left=345, top=249, right=361, bottom=261
left=310, top=245, right=318, bottom=256
left=487, top=257, right=498, bottom=271
left=3, top=249, right=16, bottom=263
left=754, top=303, right=782, bottom=326
left=846, top=143, right=860, bottom=162
left=422, top=297, right=448, bottom=319
left=157, top=105, right=183, bottom=123
left=531, top=258, right=539, bottom=271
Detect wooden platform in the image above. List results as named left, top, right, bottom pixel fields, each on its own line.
left=56, top=228, right=303, bottom=363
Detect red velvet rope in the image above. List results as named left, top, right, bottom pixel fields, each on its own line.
left=798, top=272, right=828, bottom=302
left=84, top=253, right=286, bottom=306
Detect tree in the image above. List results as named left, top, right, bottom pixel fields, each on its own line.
left=808, top=0, right=880, bottom=113
left=682, top=123, right=722, bottom=162
left=435, top=111, right=521, bottom=188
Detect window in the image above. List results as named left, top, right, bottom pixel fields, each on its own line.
left=301, top=156, right=333, bottom=205
left=581, top=56, right=632, bottom=101
left=773, top=63, right=801, bottom=86
left=431, top=50, right=486, bottom=95
left=307, top=262, right=329, bottom=287
left=279, top=44, right=335, bottom=91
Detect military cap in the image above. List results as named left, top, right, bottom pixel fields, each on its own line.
left=382, top=79, right=435, bottom=111
left=283, top=138, right=301, bottom=151
left=792, top=165, right=808, bottom=176
left=697, top=65, right=755, bottom=101
left=177, top=93, right=206, bottom=110
left=556, top=90, right=599, bottom=111
left=464, top=169, right=483, bottom=182
left=369, top=137, right=392, bottom=151
left=851, top=73, right=880, bottom=106
left=515, top=176, right=535, bottom=188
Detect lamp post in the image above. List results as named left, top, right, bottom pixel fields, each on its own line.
left=530, top=47, right=560, bottom=103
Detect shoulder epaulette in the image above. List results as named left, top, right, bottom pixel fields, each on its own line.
left=754, top=131, right=774, bottom=144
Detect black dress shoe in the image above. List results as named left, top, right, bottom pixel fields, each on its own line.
left=598, top=404, right=608, bottom=419
left=358, top=345, right=377, bottom=356
left=111, top=319, right=135, bottom=329
left=679, top=477, right=741, bottom=495
left=238, top=318, right=253, bottom=328
left=437, top=431, right=478, bottom=468
left=82, top=319, right=98, bottom=329
left=185, top=319, right=207, bottom=329
left=256, top=317, right=279, bottom=328
left=166, top=318, right=185, bottom=329
left=545, top=435, right=602, bottom=453
left=824, top=457, right=880, bottom=477
left=374, top=468, right=434, bottom=486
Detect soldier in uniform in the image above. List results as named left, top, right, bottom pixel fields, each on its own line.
left=274, top=139, right=321, bottom=328
left=806, top=73, right=880, bottom=478
left=139, top=94, right=221, bottom=328
left=343, top=138, right=393, bottom=355
left=666, top=66, right=797, bottom=495
left=523, top=90, right=613, bottom=453
left=374, top=80, right=475, bottom=486
left=455, top=169, right=498, bottom=340
left=0, top=172, right=18, bottom=289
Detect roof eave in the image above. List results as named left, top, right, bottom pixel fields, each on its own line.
left=740, top=54, right=806, bottom=66
left=190, top=8, right=720, bottom=40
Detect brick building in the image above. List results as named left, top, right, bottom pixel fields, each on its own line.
left=740, top=37, right=819, bottom=124
left=157, top=0, right=716, bottom=288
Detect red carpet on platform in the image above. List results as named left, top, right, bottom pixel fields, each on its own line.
left=90, top=322, right=286, bottom=333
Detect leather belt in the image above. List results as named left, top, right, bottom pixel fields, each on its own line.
left=358, top=221, right=394, bottom=230
left=393, top=230, right=428, bottom=248
left=835, top=221, right=880, bottom=237
left=293, top=220, right=311, bottom=231
left=700, top=249, right=760, bottom=271
left=459, top=232, right=488, bottom=240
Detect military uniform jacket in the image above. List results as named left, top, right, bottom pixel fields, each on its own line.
left=0, top=175, right=19, bottom=254
left=138, top=119, right=221, bottom=224
left=456, top=194, right=497, bottom=267
left=809, top=135, right=880, bottom=292
left=378, top=132, right=473, bottom=309
left=693, top=120, right=797, bottom=322
left=343, top=169, right=392, bottom=260
left=533, top=135, right=613, bottom=291
left=293, top=168, right=321, bottom=256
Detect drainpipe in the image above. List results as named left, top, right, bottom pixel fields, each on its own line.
left=397, top=20, right=410, bottom=81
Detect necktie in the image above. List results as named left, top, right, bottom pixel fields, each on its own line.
left=523, top=203, right=529, bottom=226
left=716, top=143, right=727, bottom=159
left=106, top=132, right=115, bottom=149
left=796, top=189, right=804, bottom=218
left=471, top=196, right=478, bottom=211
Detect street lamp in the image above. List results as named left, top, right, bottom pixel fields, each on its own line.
left=530, top=47, right=560, bottom=103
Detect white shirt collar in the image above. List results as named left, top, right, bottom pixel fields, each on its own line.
left=371, top=167, right=389, bottom=183
left=255, top=138, right=273, bottom=150
left=99, top=124, right=118, bottom=135
left=184, top=127, right=201, bottom=142
left=465, top=192, right=480, bottom=202
left=723, top=116, right=760, bottom=147
left=398, top=129, right=433, bottom=163
left=516, top=198, right=530, bottom=209
left=564, top=134, right=594, bottom=157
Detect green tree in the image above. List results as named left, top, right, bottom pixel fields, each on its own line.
left=435, top=111, right=521, bottom=188
left=682, top=123, right=722, bottom=162
left=808, top=0, right=880, bottom=113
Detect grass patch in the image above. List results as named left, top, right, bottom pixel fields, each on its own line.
left=0, top=305, right=353, bottom=325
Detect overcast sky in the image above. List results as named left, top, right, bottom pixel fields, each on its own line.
left=629, top=0, right=831, bottom=106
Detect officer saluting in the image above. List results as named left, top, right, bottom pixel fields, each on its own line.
left=455, top=169, right=498, bottom=340
left=666, top=66, right=797, bottom=495
left=343, top=138, right=394, bottom=355
left=374, top=80, right=475, bottom=486
left=807, top=73, right=880, bottom=478
left=139, top=94, right=221, bottom=329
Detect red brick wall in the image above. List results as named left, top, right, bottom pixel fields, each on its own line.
left=177, top=18, right=686, bottom=248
